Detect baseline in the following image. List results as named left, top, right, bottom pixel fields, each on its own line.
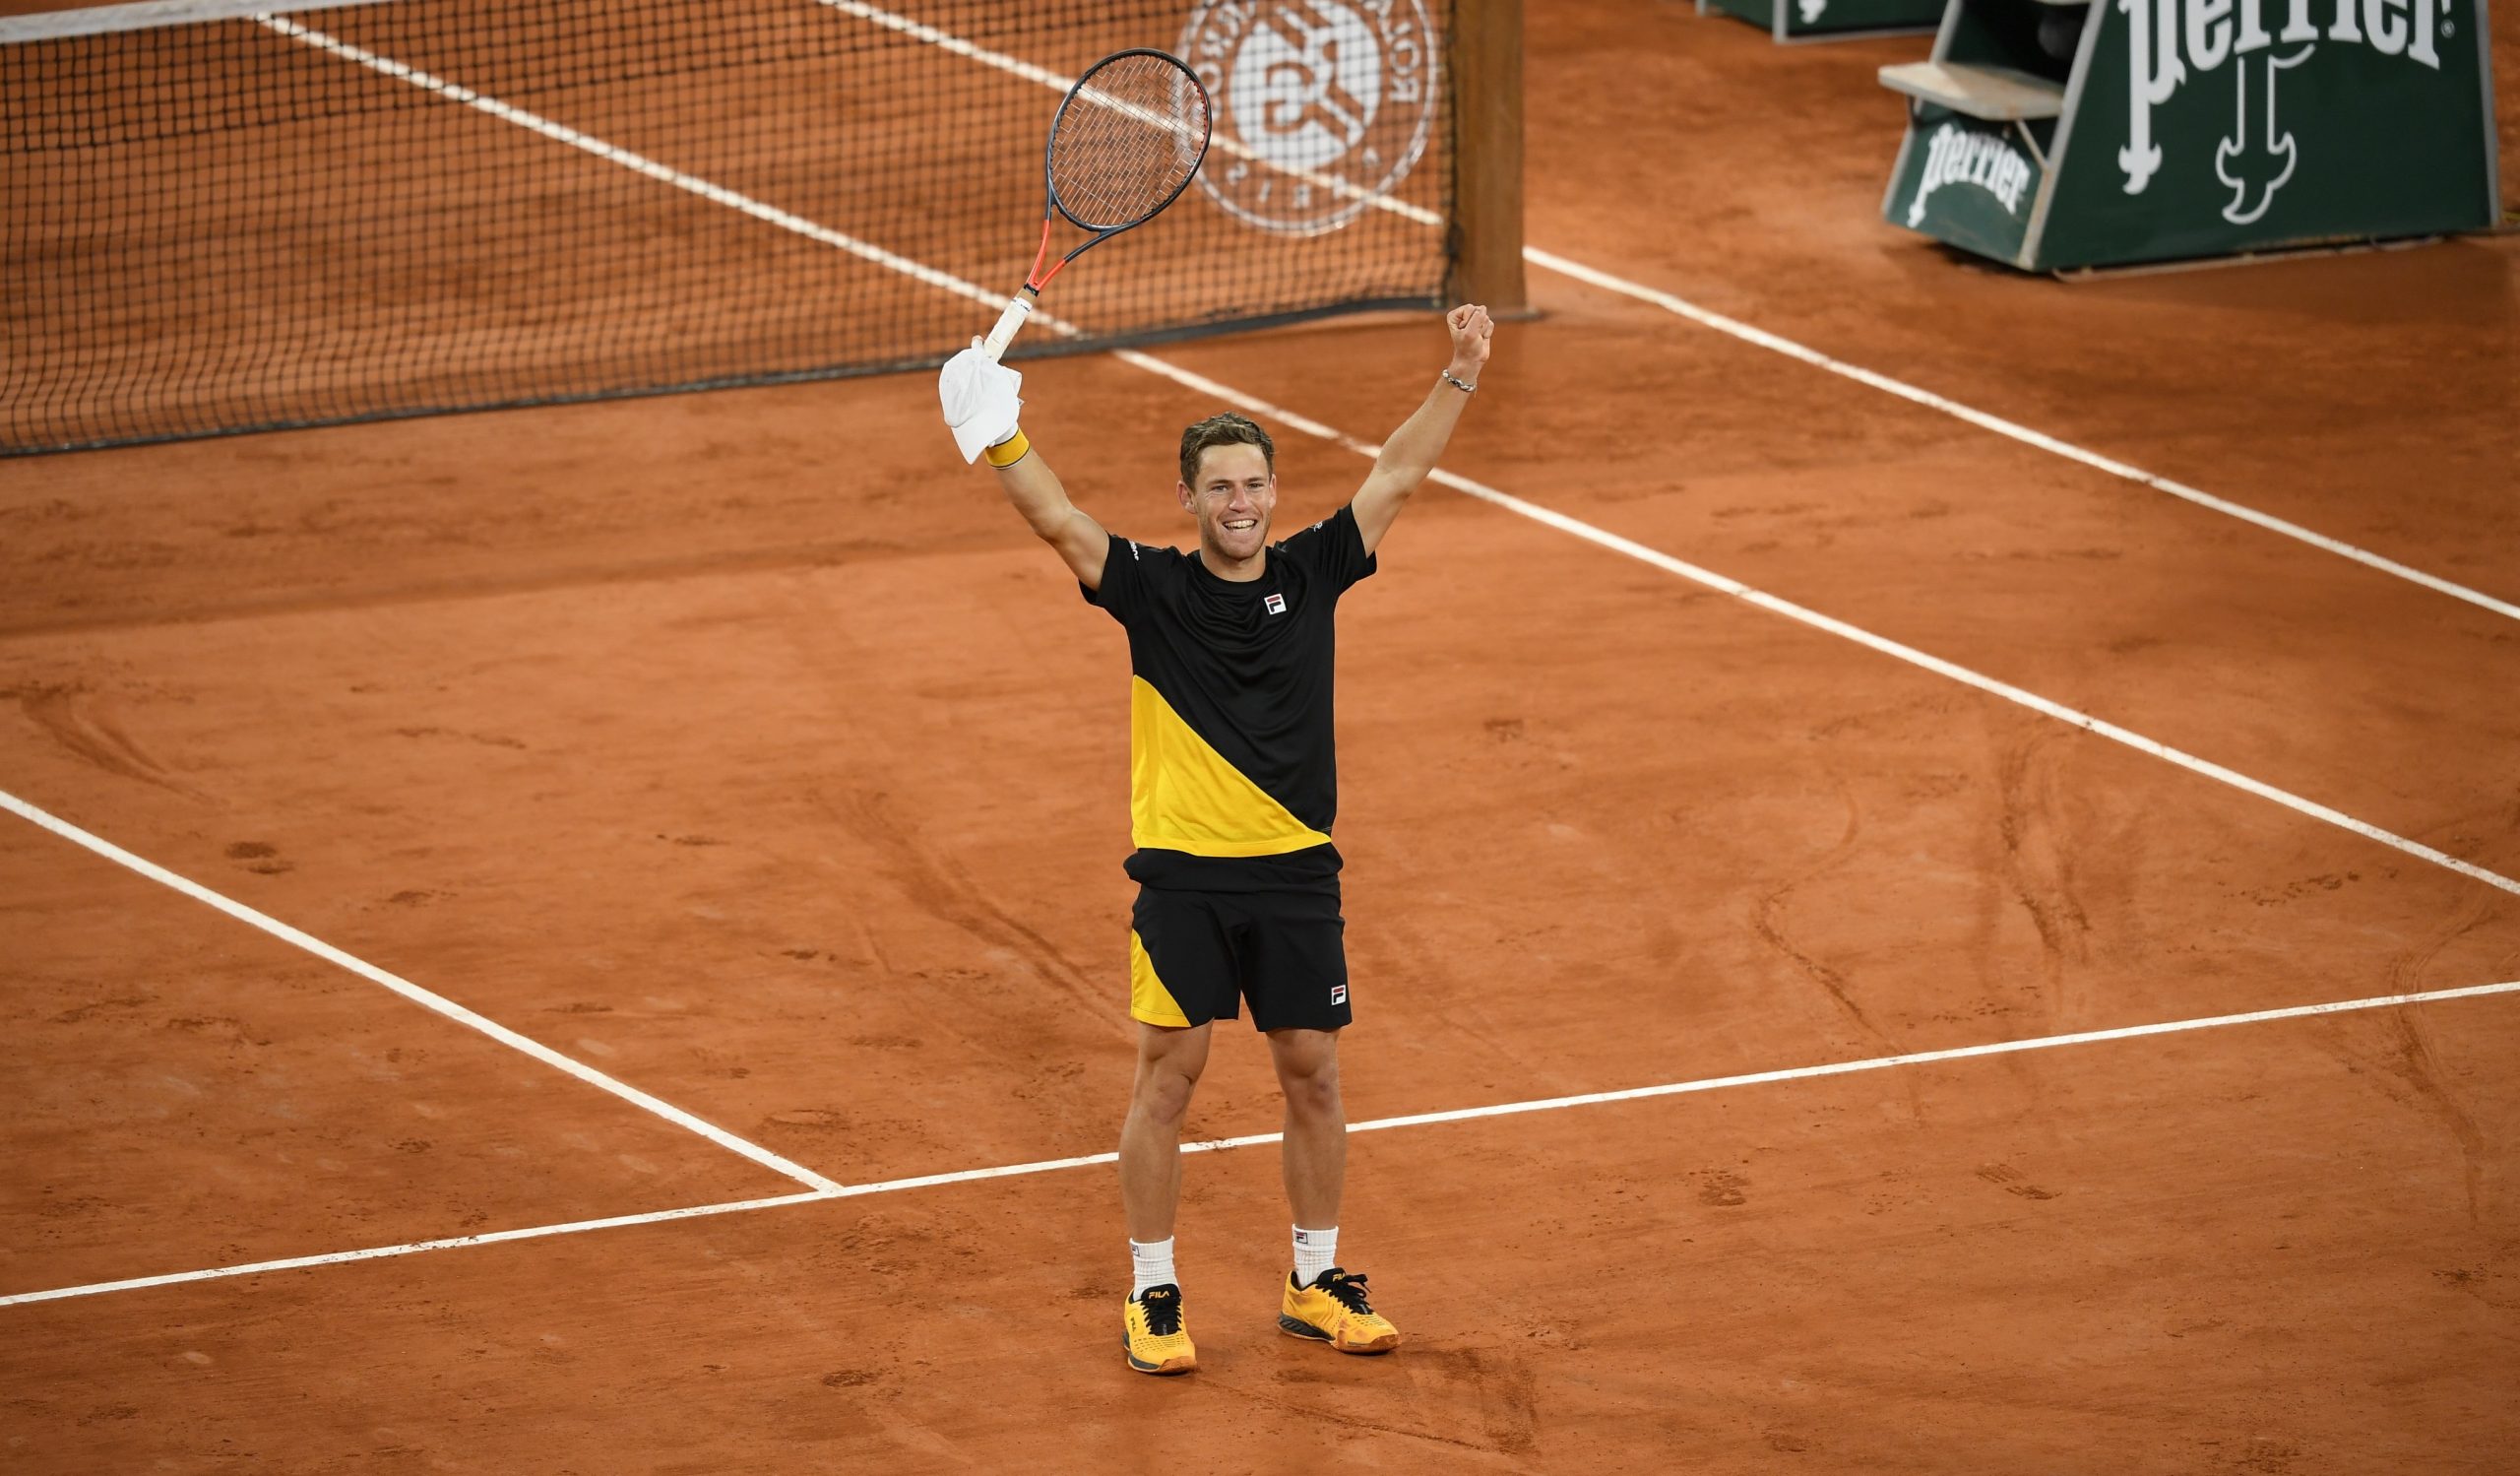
left=8, top=978, right=2511, bottom=1308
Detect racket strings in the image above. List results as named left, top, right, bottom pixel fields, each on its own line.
left=1048, top=54, right=1209, bottom=232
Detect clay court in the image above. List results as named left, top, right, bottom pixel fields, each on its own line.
left=5, top=1, right=2519, bottom=1471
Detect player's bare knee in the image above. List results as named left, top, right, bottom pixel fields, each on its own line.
left=1271, top=1048, right=1342, bottom=1121
left=1280, top=1068, right=1342, bottom=1124
left=1131, top=1059, right=1202, bottom=1126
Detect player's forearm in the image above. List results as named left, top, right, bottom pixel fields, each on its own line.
left=1371, top=372, right=1476, bottom=483
left=1351, top=306, right=1491, bottom=554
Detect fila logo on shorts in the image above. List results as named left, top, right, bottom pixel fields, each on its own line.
left=1264, top=592, right=1287, bottom=615
left=1330, top=984, right=1347, bottom=1005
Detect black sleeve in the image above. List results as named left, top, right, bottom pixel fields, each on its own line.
left=1081, top=534, right=1159, bottom=625
left=1277, top=504, right=1378, bottom=596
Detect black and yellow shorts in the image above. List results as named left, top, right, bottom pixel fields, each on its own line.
left=1128, top=885, right=1352, bottom=1033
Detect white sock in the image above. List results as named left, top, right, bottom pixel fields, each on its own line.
left=1292, top=1225, right=1338, bottom=1286
left=1130, top=1238, right=1177, bottom=1298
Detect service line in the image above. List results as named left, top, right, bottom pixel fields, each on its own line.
left=0, top=787, right=843, bottom=1194
left=9, top=978, right=2515, bottom=1308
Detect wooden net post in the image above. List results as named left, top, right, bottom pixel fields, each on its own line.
left=1448, top=0, right=1529, bottom=314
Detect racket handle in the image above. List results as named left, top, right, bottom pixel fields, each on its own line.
left=981, top=293, right=1035, bottom=362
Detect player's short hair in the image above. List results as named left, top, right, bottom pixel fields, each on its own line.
left=1178, top=412, right=1275, bottom=489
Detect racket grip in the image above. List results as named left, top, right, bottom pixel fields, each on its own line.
left=980, top=293, right=1034, bottom=361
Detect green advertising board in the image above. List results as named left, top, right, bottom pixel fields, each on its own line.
left=1701, top=0, right=1942, bottom=43
left=1886, top=105, right=2054, bottom=261
left=1880, top=0, right=2501, bottom=270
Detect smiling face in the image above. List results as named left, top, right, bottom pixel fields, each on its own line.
left=1177, top=440, right=1278, bottom=573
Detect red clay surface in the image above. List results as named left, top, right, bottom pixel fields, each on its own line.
left=5, top=4, right=2519, bottom=1473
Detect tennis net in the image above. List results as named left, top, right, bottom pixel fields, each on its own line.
left=1, top=0, right=1460, bottom=454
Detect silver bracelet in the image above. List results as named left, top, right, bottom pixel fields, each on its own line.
left=1440, top=371, right=1477, bottom=395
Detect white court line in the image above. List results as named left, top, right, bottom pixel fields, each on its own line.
left=0, top=787, right=844, bottom=1194
left=1426, top=464, right=2520, bottom=897
left=0, top=1190, right=836, bottom=1308
left=1121, top=345, right=2520, bottom=897
left=263, top=13, right=2520, bottom=901
left=1521, top=248, right=2520, bottom=625
left=10, top=978, right=2515, bottom=1308
left=810, top=4, right=2516, bottom=625
left=253, top=16, right=985, bottom=311
left=257, top=15, right=1093, bottom=351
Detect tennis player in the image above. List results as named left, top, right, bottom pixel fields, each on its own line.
left=939, top=304, right=1494, bottom=1375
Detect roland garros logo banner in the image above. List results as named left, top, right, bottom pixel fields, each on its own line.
left=1176, top=1, right=1439, bottom=236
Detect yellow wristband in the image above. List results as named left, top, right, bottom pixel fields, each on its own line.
left=983, top=428, right=1031, bottom=468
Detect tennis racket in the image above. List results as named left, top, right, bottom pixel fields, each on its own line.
left=980, top=48, right=1213, bottom=362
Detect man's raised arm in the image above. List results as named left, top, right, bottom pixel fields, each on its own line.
left=940, top=344, right=1110, bottom=590
left=1352, top=303, right=1494, bottom=556
left=990, top=433, right=1109, bottom=591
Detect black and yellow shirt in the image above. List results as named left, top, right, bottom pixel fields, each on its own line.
left=1083, top=503, right=1377, bottom=892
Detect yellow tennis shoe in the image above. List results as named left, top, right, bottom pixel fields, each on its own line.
left=1123, top=1284, right=1197, bottom=1375
left=1279, top=1267, right=1400, bottom=1354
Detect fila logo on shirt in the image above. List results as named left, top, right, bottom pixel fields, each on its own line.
left=1264, top=592, right=1288, bottom=615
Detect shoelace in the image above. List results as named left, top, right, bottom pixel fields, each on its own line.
left=1318, top=1270, right=1373, bottom=1315
left=1137, top=1286, right=1184, bottom=1337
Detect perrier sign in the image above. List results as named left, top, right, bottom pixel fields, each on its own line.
left=1881, top=0, right=2501, bottom=271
